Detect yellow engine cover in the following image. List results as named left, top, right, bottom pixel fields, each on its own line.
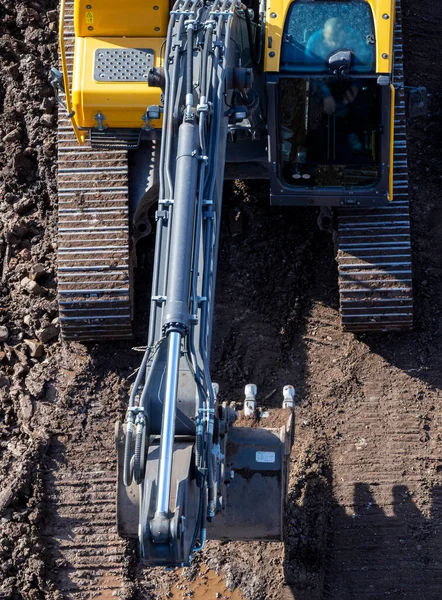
left=72, top=36, right=164, bottom=129
left=74, top=0, right=168, bottom=38
left=69, top=0, right=169, bottom=130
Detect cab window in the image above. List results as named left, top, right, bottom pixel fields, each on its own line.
left=279, top=77, right=382, bottom=189
left=281, top=1, right=376, bottom=73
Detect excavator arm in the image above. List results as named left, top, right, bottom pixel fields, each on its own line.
left=115, top=0, right=294, bottom=566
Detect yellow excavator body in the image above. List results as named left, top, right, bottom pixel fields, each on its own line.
left=68, top=0, right=168, bottom=130
left=71, top=36, right=164, bottom=129
left=73, top=0, right=168, bottom=37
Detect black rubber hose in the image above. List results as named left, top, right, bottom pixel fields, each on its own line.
left=191, top=483, right=207, bottom=553
left=123, top=424, right=133, bottom=487
left=133, top=425, right=143, bottom=485
left=200, top=24, right=212, bottom=99
left=139, top=429, right=147, bottom=480
left=243, top=7, right=258, bottom=67
left=206, top=431, right=215, bottom=520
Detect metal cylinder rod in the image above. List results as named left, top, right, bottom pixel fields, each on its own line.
left=155, top=331, right=182, bottom=515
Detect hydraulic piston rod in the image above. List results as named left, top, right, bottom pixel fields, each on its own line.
left=155, top=330, right=182, bottom=516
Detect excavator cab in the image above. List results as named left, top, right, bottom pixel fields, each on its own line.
left=266, top=0, right=395, bottom=206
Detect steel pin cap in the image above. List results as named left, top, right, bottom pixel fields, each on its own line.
left=282, top=385, right=295, bottom=409
left=244, top=384, right=257, bottom=416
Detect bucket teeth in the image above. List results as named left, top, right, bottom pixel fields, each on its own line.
left=244, top=383, right=257, bottom=417
left=282, top=385, right=295, bottom=409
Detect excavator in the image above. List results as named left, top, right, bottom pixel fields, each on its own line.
left=53, top=0, right=412, bottom=566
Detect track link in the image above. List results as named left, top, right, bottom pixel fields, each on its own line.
left=337, top=4, right=413, bottom=332
left=57, top=2, right=133, bottom=342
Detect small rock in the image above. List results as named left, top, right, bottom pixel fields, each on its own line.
left=21, top=277, right=45, bottom=296
left=24, top=339, right=44, bottom=359
left=13, top=362, right=28, bottom=378
left=13, top=152, right=34, bottom=175
left=2, top=129, right=21, bottom=143
left=0, top=326, right=8, bottom=342
left=23, top=315, right=32, bottom=326
left=13, top=346, right=28, bottom=364
left=0, top=351, right=6, bottom=363
left=8, top=258, right=18, bottom=271
left=0, top=376, right=10, bottom=388
left=40, top=97, right=55, bottom=114
left=4, top=192, right=18, bottom=204
left=6, top=64, right=20, bottom=81
left=14, top=197, right=36, bottom=215
left=47, top=9, right=58, bottom=21
left=30, top=263, right=47, bottom=281
left=40, top=114, right=55, bottom=127
left=19, top=395, right=34, bottom=422
left=36, top=323, right=60, bottom=343
left=18, top=248, right=31, bottom=261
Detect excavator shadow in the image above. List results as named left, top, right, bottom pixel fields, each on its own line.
left=282, top=476, right=442, bottom=600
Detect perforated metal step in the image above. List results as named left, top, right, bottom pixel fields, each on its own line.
left=90, top=128, right=142, bottom=150
left=94, top=48, right=154, bottom=82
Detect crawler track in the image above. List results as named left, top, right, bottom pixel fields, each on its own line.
left=57, top=2, right=133, bottom=341
left=42, top=422, right=128, bottom=597
left=337, top=3, right=413, bottom=332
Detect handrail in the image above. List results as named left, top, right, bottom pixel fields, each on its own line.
left=389, top=83, right=395, bottom=202
left=59, top=0, right=86, bottom=145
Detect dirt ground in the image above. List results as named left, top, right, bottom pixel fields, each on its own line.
left=1, top=0, right=442, bottom=599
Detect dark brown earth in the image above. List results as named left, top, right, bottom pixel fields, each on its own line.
left=1, top=0, right=442, bottom=599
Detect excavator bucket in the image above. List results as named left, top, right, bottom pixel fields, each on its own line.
left=208, top=418, right=293, bottom=541
left=116, top=408, right=294, bottom=553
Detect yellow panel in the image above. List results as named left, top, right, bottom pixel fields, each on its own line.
left=366, top=0, right=395, bottom=74
left=388, top=83, right=395, bottom=201
left=265, top=0, right=395, bottom=74
left=72, top=37, right=164, bottom=129
left=265, top=0, right=292, bottom=72
left=74, top=0, right=169, bottom=37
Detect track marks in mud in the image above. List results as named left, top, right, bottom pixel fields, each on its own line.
left=42, top=436, right=127, bottom=598
left=38, top=349, right=133, bottom=599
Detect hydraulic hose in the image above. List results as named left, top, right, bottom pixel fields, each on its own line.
left=200, top=22, right=213, bottom=100
left=186, top=23, right=194, bottom=98
left=123, top=423, right=133, bottom=487
left=133, top=418, right=147, bottom=485
left=243, top=7, right=258, bottom=67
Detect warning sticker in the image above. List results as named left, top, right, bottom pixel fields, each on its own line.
left=256, top=451, right=276, bottom=464
left=85, top=11, right=94, bottom=24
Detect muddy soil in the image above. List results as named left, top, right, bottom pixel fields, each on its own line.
left=1, top=0, right=442, bottom=599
